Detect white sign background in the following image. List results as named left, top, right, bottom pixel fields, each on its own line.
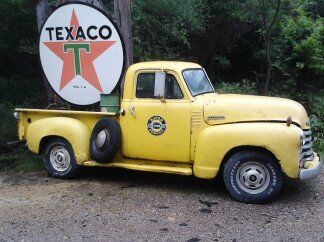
left=39, top=3, right=124, bottom=105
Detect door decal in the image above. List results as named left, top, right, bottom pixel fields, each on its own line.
left=147, top=116, right=166, bottom=136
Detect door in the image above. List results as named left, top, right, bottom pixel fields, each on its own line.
left=125, top=70, right=191, bottom=162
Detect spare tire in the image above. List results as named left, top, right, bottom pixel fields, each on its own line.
left=90, top=118, right=121, bottom=163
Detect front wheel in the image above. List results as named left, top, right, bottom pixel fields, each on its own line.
left=223, top=151, right=283, bottom=203
left=44, top=138, right=80, bottom=179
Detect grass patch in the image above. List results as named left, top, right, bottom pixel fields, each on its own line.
left=0, top=147, right=43, bottom=173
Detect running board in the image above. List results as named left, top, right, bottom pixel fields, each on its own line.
left=82, top=159, right=193, bottom=176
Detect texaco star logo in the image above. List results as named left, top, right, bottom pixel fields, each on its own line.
left=39, top=3, right=124, bottom=105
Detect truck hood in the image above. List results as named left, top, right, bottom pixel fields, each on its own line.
left=201, top=94, right=309, bottom=129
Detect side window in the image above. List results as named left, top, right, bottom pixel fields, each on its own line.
left=136, top=73, right=183, bottom=99
left=136, top=73, right=155, bottom=98
left=165, top=74, right=183, bottom=99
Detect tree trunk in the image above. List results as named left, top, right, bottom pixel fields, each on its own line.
left=114, top=0, right=133, bottom=92
left=36, top=0, right=54, bottom=104
left=264, top=31, right=271, bottom=95
left=259, top=0, right=281, bottom=95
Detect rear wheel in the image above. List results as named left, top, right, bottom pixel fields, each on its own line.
left=44, top=138, right=79, bottom=178
left=223, top=151, right=283, bottom=203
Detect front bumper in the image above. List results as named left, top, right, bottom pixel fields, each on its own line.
left=299, top=152, right=323, bottom=180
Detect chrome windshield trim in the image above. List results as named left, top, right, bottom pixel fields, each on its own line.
left=182, top=68, right=215, bottom=97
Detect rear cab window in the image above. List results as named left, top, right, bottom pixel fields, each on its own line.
left=136, top=72, right=183, bottom=99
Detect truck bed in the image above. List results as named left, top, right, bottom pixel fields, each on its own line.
left=15, top=108, right=117, bottom=142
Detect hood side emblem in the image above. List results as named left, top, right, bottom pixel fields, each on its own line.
left=208, top=116, right=225, bottom=121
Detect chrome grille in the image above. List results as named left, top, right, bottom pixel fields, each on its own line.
left=300, top=129, right=314, bottom=162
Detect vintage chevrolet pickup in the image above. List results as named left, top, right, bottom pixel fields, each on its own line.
left=15, top=61, right=322, bottom=203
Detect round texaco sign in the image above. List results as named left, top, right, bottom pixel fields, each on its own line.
left=39, top=3, right=125, bottom=105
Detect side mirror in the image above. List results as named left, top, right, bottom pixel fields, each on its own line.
left=154, top=72, right=166, bottom=101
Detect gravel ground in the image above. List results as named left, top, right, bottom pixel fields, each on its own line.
left=0, top=168, right=323, bottom=241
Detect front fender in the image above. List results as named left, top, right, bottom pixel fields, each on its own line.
left=26, top=117, right=91, bottom=163
left=193, top=123, right=300, bottom=179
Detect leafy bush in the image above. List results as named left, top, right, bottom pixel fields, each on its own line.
left=302, top=92, right=324, bottom=153
left=132, top=0, right=208, bottom=61
left=272, top=7, right=324, bottom=92
left=215, top=80, right=258, bottom=95
left=0, top=102, right=16, bottom=146
left=0, top=146, right=43, bottom=173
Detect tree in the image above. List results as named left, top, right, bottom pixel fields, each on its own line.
left=258, top=0, right=281, bottom=95
left=228, top=0, right=282, bottom=94
left=131, top=0, right=207, bottom=61
left=114, top=0, right=133, bottom=92
left=36, top=0, right=53, bottom=103
left=272, top=3, right=324, bottom=91
left=0, top=0, right=40, bottom=103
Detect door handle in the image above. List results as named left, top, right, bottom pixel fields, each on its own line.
left=130, top=105, right=136, bottom=117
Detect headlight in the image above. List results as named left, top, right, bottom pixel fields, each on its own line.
left=13, top=112, right=19, bottom=120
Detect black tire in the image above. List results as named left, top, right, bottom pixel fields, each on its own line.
left=44, top=138, right=80, bottom=179
left=223, top=151, right=283, bottom=203
left=90, top=118, right=121, bottom=163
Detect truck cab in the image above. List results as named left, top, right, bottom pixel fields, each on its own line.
left=15, top=61, right=322, bottom=203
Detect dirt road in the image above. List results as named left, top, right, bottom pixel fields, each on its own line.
left=0, top=168, right=323, bottom=241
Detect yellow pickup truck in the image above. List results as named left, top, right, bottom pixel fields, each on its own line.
left=15, top=61, right=322, bottom=203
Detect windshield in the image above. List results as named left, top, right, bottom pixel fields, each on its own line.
left=182, top=69, right=214, bottom=96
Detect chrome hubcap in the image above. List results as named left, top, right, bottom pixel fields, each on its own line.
left=236, top=162, right=270, bottom=194
left=50, top=146, right=70, bottom=172
left=95, top=129, right=110, bottom=150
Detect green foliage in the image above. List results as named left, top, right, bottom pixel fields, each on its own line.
left=132, top=0, right=208, bottom=60
left=300, top=92, right=324, bottom=152
left=0, top=76, right=45, bottom=106
left=0, top=0, right=321, bottom=94
left=0, top=0, right=39, bottom=79
left=0, top=101, right=16, bottom=145
left=215, top=80, right=258, bottom=95
left=0, top=75, right=45, bottom=147
left=0, top=146, right=43, bottom=173
left=0, top=99, right=44, bottom=146
left=0, top=100, right=43, bottom=173
left=272, top=7, right=324, bottom=91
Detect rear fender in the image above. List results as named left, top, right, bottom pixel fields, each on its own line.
left=193, top=123, right=300, bottom=179
left=26, top=117, right=91, bottom=163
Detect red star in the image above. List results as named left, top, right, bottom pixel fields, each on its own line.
left=43, top=9, right=115, bottom=92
